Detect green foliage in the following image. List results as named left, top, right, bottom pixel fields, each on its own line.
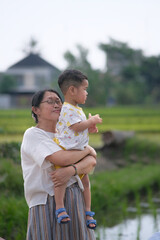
left=0, top=106, right=160, bottom=237
left=63, top=44, right=111, bottom=106
left=0, top=196, right=28, bottom=240
left=98, top=38, right=160, bottom=104
left=1, top=106, right=160, bottom=238
left=0, top=158, right=27, bottom=239
left=99, top=38, right=143, bottom=60
left=122, top=137, right=160, bottom=161
left=84, top=106, right=160, bottom=133
left=0, top=74, right=17, bottom=93
left=0, top=158, right=23, bottom=195
left=90, top=164, right=160, bottom=215
left=0, top=142, right=21, bottom=162
left=0, top=109, right=34, bottom=136
left=1, top=107, right=160, bottom=141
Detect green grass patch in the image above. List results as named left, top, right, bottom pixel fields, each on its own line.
left=0, top=157, right=27, bottom=239
left=1, top=106, right=160, bottom=136
left=0, top=142, right=21, bottom=163
left=0, top=196, right=28, bottom=240
left=90, top=163, right=160, bottom=216
left=0, top=158, right=23, bottom=195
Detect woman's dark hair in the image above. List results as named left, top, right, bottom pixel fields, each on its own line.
left=31, top=89, right=62, bottom=123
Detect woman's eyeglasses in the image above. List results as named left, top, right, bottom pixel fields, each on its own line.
left=41, top=99, right=62, bottom=106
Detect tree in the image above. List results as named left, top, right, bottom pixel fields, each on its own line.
left=63, top=39, right=160, bottom=105
left=140, top=56, right=160, bottom=103
left=22, top=37, right=41, bottom=55
left=64, top=45, right=110, bottom=106
left=0, top=74, right=17, bottom=93
left=98, top=38, right=157, bottom=104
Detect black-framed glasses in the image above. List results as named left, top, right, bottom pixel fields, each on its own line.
left=41, top=98, right=62, bottom=106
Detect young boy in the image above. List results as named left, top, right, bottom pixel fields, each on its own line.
left=54, top=69, right=102, bottom=229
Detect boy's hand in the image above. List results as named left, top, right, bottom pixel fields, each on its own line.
left=90, top=113, right=102, bottom=125
left=88, top=126, right=98, bottom=133
left=88, top=113, right=102, bottom=133
left=88, top=113, right=98, bottom=133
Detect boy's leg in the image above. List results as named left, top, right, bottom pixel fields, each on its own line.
left=81, top=174, right=96, bottom=228
left=54, top=184, right=70, bottom=223
left=81, top=174, right=91, bottom=211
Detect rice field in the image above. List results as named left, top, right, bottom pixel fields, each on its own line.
left=0, top=105, right=160, bottom=144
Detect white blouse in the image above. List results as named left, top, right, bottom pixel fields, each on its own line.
left=21, top=127, right=83, bottom=208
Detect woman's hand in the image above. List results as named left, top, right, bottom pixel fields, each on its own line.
left=85, top=145, right=97, bottom=158
left=50, top=166, right=75, bottom=187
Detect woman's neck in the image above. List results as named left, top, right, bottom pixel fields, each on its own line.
left=36, top=121, right=57, bottom=133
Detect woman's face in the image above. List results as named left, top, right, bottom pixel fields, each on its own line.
left=35, top=91, right=62, bottom=123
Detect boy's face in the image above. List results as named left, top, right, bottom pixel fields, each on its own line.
left=75, top=79, right=88, bottom=104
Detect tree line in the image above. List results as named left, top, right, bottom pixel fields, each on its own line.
left=1, top=38, right=160, bottom=106
left=63, top=39, right=160, bottom=106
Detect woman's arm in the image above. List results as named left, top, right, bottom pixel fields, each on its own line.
left=50, top=155, right=96, bottom=187
left=46, top=145, right=96, bottom=166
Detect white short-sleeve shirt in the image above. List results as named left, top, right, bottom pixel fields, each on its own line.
left=21, top=127, right=84, bottom=208
left=56, top=102, right=89, bottom=150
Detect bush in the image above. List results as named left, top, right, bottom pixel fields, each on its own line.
left=0, top=196, right=28, bottom=240
left=90, top=163, right=160, bottom=215
left=0, top=142, right=21, bottom=163
left=0, top=158, right=24, bottom=196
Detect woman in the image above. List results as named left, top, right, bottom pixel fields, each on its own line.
left=21, top=89, right=96, bottom=240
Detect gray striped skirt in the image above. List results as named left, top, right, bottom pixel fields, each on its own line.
left=26, top=183, right=96, bottom=240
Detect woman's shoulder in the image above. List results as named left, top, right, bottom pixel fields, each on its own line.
left=24, top=126, right=36, bottom=136
left=24, top=127, right=55, bottom=141
left=23, top=127, right=44, bottom=139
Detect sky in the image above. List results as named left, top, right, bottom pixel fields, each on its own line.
left=1, top=0, right=160, bottom=72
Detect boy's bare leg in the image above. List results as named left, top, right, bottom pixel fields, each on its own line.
left=81, top=174, right=96, bottom=228
left=54, top=184, right=70, bottom=222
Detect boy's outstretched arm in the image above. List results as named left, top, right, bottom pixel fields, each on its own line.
left=70, top=114, right=102, bottom=133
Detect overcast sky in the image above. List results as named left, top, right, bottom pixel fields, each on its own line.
left=1, top=0, right=160, bottom=71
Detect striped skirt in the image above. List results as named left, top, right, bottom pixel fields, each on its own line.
left=26, top=183, right=96, bottom=240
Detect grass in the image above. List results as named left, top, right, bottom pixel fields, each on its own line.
left=0, top=157, right=27, bottom=239
left=0, top=134, right=23, bottom=143
left=1, top=153, right=160, bottom=237
left=1, top=106, right=160, bottom=238
left=90, top=163, right=160, bottom=225
left=0, top=158, right=23, bottom=195
left=0, top=106, right=160, bottom=145
left=0, top=195, right=27, bottom=240
left=0, top=106, right=160, bottom=134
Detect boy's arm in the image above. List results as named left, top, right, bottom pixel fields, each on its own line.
left=70, top=114, right=102, bottom=132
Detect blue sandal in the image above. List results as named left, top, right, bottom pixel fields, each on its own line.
left=85, top=211, right=97, bottom=230
left=55, top=208, right=71, bottom=224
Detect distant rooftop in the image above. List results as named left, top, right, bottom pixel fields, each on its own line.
left=8, top=53, right=60, bottom=70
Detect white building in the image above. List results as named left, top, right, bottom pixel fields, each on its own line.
left=2, top=53, right=61, bottom=108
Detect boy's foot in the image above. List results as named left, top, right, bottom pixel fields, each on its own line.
left=86, top=215, right=96, bottom=228
left=85, top=211, right=97, bottom=230
left=55, top=208, right=71, bottom=224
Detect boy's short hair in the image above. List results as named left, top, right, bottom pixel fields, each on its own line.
left=58, top=69, right=88, bottom=94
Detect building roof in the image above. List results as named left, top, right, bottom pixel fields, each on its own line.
left=8, top=53, right=60, bottom=71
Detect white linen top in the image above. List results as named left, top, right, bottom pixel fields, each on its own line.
left=56, top=102, right=89, bottom=150
left=21, top=127, right=84, bottom=208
